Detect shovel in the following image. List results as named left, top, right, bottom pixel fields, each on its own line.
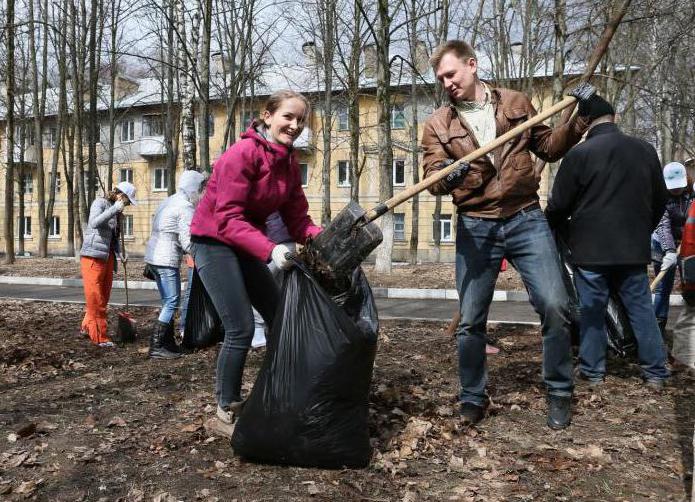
left=116, top=224, right=137, bottom=344
left=307, top=94, right=589, bottom=277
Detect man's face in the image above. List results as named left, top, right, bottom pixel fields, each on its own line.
left=435, top=52, right=478, bottom=102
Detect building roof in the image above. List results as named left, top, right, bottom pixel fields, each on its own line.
left=1, top=56, right=639, bottom=120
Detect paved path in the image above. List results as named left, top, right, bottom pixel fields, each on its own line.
left=0, top=283, right=544, bottom=325
left=0, top=283, right=682, bottom=326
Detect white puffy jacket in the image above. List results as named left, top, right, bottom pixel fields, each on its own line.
left=145, top=171, right=205, bottom=268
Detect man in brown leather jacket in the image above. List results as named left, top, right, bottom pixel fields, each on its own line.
left=421, top=40, right=598, bottom=430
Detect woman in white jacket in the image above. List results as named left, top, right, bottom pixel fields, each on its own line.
left=145, top=170, right=206, bottom=359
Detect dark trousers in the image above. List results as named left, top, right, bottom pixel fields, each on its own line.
left=191, top=240, right=279, bottom=408
left=575, top=265, right=669, bottom=381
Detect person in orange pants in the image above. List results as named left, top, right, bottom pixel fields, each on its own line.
left=79, top=181, right=137, bottom=346
left=81, top=252, right=115, bottom=344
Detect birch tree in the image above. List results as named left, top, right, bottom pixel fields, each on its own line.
left=3, top=0, right=16, bottom=263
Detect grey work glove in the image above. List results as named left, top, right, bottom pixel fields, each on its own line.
left=568, top=83, right=597, bottom=117
left=661, top=251, right=678, bottom=271
left=440, top=159, right=471, bottom=192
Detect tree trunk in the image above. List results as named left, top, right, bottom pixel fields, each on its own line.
left=197, top=0, right=212, bottom=172
left=4, top=0, right=16, bottom=264
left=177, top=0, right=199, bottom=171
left=29, top=0, right=50, bottom=257
left=408, top=0, right=420, bottom=265
left=321, top=0, right=335, bottom=225
left=374, top=0, right=394, bottom=273
left=87, top=0, right=99, bottom=202
left=347, top=3, right=361, bottom=203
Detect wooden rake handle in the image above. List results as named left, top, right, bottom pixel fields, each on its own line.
left=365, top=94, right=579, bottom=222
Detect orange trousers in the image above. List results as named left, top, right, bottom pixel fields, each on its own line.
left=80, top=253, right=114, bottom=344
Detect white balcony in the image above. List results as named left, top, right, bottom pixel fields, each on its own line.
left=5, top=144, right=37, bottom=164
left=139, top=136, right=167, bottom=156
left=294, top=127, right=313, bottom=150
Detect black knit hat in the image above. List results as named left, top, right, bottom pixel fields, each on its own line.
left=584, top=94, right=615, bottom=119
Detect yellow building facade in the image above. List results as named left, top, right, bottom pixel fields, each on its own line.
left=0, top=75, right=568, bottom=262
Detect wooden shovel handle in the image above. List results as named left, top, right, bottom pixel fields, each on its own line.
left=365, top=94, right=579, bottom=222
left=650, top=245, right=681, bottom=292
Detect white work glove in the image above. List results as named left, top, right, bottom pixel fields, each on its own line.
left=271, top=243, right=294, bottom=271
left=113, top=199, right=125, bottom=212
left=661, top=251, right=678, bottom=270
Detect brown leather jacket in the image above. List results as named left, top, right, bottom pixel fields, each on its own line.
left=422, top=86, right=589, bottom=218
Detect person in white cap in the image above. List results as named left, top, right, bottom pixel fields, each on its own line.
left=79, top=181, right=137, bottom=347
left=145, top=170, right=207, bottom=359
left=652, top=162, right=693, bottom=337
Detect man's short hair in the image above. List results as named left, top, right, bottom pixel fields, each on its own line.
left=430, top=40, right=477, bottom=70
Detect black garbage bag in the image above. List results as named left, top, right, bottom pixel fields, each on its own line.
left=182, top=268, right=224, bottom=350
left=555, top=231, right=582, bottom=347
left=231, top=264, right=379, bottom=469
left=605, top=291, right=636, bottom=357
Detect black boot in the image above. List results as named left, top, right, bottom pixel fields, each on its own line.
left=149, top=321, right=181, bottom=359
left=547, top=395, right=572, bottom=430
left=163, top=321, right=182, bottom=354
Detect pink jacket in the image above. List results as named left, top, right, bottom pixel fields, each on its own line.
left=190, top=127, right=321, bottom=261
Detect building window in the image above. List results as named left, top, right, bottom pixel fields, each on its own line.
left=433, top=214, right=453, bottom=242
left=241, top=110, right=256, bottom=129
left=393, top=159, right=405, bottom=186
left=336, top=106, right=349, bottom=131
left=20, top=216, right=31, bottom=237
left=394, top=213, right=405, bottom=241
left=153, top=167, right=169, bottom=191
left=121, top=120, right=135, bottom=142
left=208, top=114, right=215, bottom=137
left=53, top=173, right=61, bottom=193
left=337, top=160, right=351, bottom=187
left=299, top=163, right=309, bottom=187
left=16, top=125, right=35, bottom=146
left=21, top=173, right=33, bottom=194
left=49, top=127, right=58, bottom=148
left=142, top=115, right=163, bottom=137
left=120, top=168, right=133, bottom=184
left=123, top=214, right=134, bottom=237
left=49, top=216, right=60, bottom=237
left=392, top=103, right=406, bottom=129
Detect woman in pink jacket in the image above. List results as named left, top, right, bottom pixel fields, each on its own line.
left=189, top=90, right=321, bottom=427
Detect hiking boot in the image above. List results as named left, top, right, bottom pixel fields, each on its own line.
left=460, top=402, right=486, bottom=426
left=148, top=321, right=181, bottom=359
left=547, top=395, right=572, bottom=430
left=216, top=400, right=246, bottom=425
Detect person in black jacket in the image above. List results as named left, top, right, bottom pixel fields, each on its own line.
left=545, top=96, right=670, bottom=389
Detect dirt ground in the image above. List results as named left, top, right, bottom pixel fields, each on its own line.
left=1, top=299, right=692, bottom=501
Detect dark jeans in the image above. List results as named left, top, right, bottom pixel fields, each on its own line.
left=652, top=260, right=676, bottom=321
left=455, top=207, right=573, bottom=406
left=191, top=239, right=279, bottom=408
left=574, top=265, right=669, bottom=381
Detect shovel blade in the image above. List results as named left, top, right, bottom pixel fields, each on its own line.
left=309, top=201, right=383, bottom=275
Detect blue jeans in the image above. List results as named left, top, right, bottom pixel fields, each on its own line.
left=152, top=265, right=181, bottom=324
left=455, top=207, right=573, bottom=406
left=178, top=266, right=194, bottom=332
left=574, top=265, right=669, bottom=381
